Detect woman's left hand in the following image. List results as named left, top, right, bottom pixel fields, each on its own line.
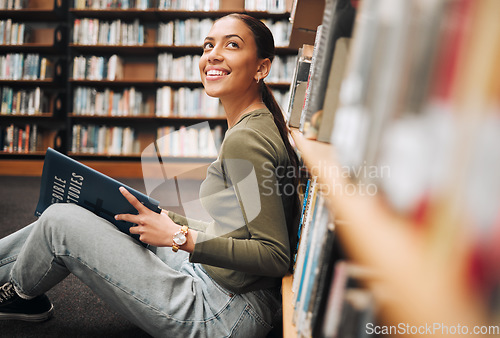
left=114, top=186, right=177, bottom=247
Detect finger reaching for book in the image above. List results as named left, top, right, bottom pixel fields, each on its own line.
left=114, top=186, right=196, bottom=250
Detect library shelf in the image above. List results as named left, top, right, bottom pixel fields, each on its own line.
left=68, top=114, right=226, bottom=122
left=0, top=0, right=67, bottom=158
left=0, top=113, right=53, bottom=118
left=69, top=43, right=157, bottom=55
left=282, top=129, right=489, bottom=337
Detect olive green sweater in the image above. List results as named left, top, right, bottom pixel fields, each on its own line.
left=168, top=108, right=295, bottom=294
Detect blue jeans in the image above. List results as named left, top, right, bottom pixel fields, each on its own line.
left=0, top=204, right=281, bottom=337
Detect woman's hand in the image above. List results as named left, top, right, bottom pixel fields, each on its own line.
left=114, top=186, right=178, bottom=247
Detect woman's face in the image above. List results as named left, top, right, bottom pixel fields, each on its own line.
left=199, top=17, right=261, bottom=100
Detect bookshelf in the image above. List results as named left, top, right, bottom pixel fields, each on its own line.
left=0, top=0, right=67, bottom=158
left=0, top=0, right=297, bottom=176
left=66, top=0, right=296, bottom=159
left=282, top=0, right=500, bottom=337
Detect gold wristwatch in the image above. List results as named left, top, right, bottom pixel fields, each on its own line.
left=172, top=225, right=188, bottom=252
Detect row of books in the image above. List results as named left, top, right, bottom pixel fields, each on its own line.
left=0, top=53, right=54, bottom=81
left=73, top=86, right=151, bottom=116
left=0, top=86, right=46, bottom=115
left=290, top=177, right=375, bottom=338
left=156, top=124, right=222, bottom=158
left=73, top=18, right=145, bottom=46
left=72, top=54, right=123, bottom=81
left=260, top=19, right=291, bottom=47
left=267, top=54, right=297, bottom=83
left=285, top=0, right=356, bottom=142
left=0, top=20, right=27, bottom=45
left=71, top=124, right=139, bottom=155
left=72, top=0, right=287, bottom=12
left=335, top=0, right=500, bottom=309
left=0, top=0, right=25, bottom=10
left=73, top=0, right=151, bottom=9
left=244, top=0, right=288, bottom=13
left=73, top=84, right=287, bottom=119
left=156, top=52, right=199, bottom=81
left=156, top=86, right=221, bottom=118
left=158, top=18, right=213, bottom=46
left=157, top=0, right=219, bottom=11
left=0, top=123, right=39, bottom=153
left=286, top=0, right=500, bottom=330
left=272, top=88, right=289, bottom=114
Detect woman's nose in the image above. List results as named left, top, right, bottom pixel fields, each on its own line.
left=207, top=46, right=223, bottom=62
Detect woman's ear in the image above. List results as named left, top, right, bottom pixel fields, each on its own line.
left=255, top=58, right=271, bottom=82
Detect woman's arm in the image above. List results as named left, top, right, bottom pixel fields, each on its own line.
left=189, top=127, right=292, bottom=277
left=115, top=187, right=198, bottom=252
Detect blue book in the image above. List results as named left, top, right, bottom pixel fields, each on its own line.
left=35, top=148, right=161, bottom=243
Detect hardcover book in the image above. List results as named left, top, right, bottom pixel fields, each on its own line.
left=35, top=148, right=161, bottom=243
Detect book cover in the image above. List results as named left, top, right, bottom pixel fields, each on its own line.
left=292, top=177, right=319, bottom=304
left=299, top=0, right=356, bottom=134
left=316, top=37, right=351, bottom=143
left=287, top=46, right=313, bottom=128
left=35, top=148, right=161, bottom=243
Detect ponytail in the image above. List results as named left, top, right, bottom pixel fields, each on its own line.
left=261, top=82, right=301, bottom=273
left=224, top=13, right=301, bottom=273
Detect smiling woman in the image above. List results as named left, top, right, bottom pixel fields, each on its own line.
left=0, top=14, right=300, bottom=338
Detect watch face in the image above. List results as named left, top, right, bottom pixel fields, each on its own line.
left=173, top=232, right=187, bottom=246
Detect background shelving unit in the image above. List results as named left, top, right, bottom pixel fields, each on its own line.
left=0, top=0, right=297, bottom=178
left=0, top=0, right=68, bottom=159
left=282, top=0, right=500, bottom=337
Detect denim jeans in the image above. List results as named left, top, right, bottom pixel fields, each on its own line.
left=0, top=204, right=282, bottom=337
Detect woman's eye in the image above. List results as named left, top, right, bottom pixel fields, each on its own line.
left=203, top=42, right=213, bottom=49
left=227, top=42, right=239, bottom=48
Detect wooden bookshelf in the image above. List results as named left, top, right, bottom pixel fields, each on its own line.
left=283, top=129, right=490, bottom=338
left=65, top=1, right=295, bottom=159
left=284, top=0, right=500, bottom=322
left=0, top=0, right=67, bottom=158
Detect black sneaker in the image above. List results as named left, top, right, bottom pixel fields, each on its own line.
left=0, top=282, right=54, bottom=322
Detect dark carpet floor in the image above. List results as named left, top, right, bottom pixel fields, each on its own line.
left=0, top=175, right=204, bottom=337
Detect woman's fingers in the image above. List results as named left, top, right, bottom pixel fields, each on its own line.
left=114, top=212, right=140, bottom=224
left=118, top=186, right=147, bottom=213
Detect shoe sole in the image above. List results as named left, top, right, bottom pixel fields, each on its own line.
left=0, top=303, right=54, bottom=322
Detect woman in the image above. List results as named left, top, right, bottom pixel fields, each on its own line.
left=0, top=14, right=299, bottom=337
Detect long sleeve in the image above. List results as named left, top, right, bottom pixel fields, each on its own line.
left=187, top=109, right=295, bottom=293
left=167, top=210, right=210, bottom=232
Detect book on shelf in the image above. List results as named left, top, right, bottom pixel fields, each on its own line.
left=294, top=193, right=330, bottom=336
left=156, top=124, right=221, bottom=158
left=293, top=190, right=322, bottom=323
left=0, top=0, right=26, bottom=10
left=157, top=53, right=200, bottom=82
left=1, top=86, right=45, bottom=115
left=39, top=57, right=54, bottom=80
left=244, top=0, right=287, bottom=13
left=0, top=20, right=27, bottom=45
left=72, top=55, right=124, bottom=81
left=1, top=123, right=38, bottom=153
left=266, top=54, right=297, bottom=84
left=0, top=53, right=50, bottom=80
left=35, top=147, right=161, bottom=244
left=73, top=0, right=151, bottom=10
left=71, top=124, right=139, bottom=155
left=157, top=0, right=219, bottom=11
left=73, top=18, right=145, bottom=46
left=73, top=86, right=150, bottom=117
left=320, top=261, right=375, bottom=338
left=315, top=37, right=350, bottom=142
left=291, top=176, right=318, bottom=299
left=299, top=0, right=356, bottom=137
left=286, top=44, right=313, bottom=128
left=330, top=0, right=379, bottom=170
